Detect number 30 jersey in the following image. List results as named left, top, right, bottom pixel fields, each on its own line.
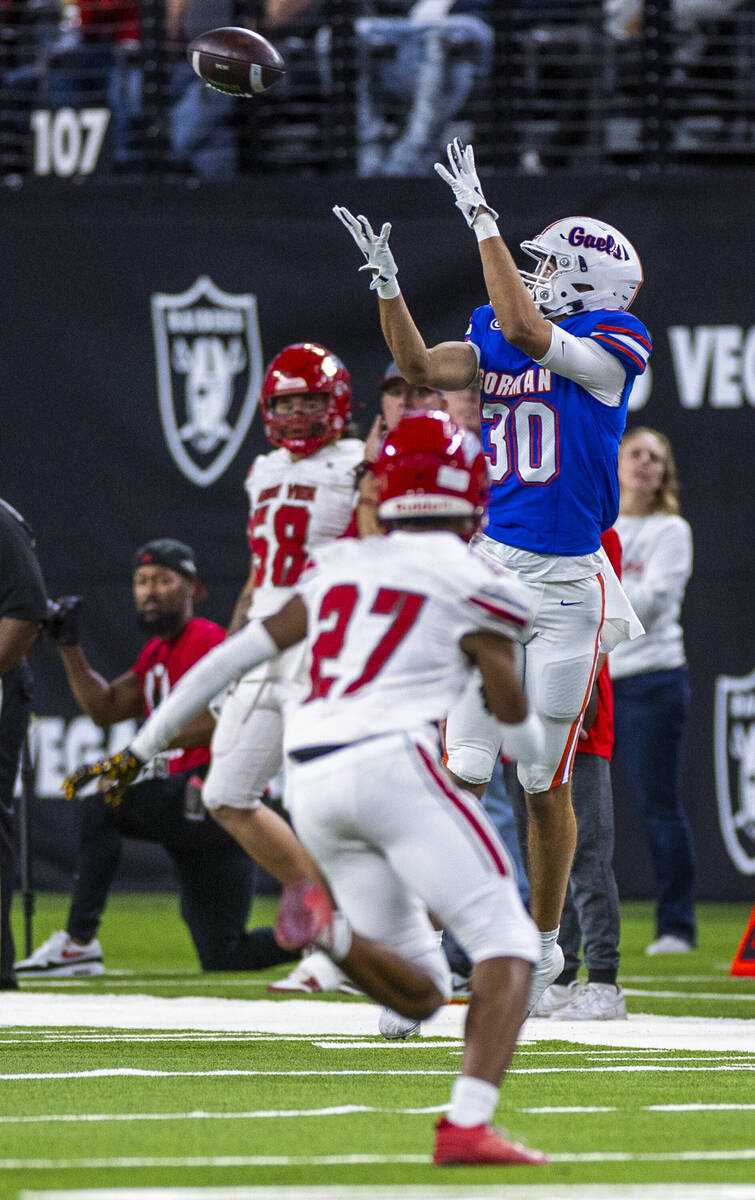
left=245, top=438, right=364, bottom=621
left=284, top=530, right=533, bottom=753
left=468, top=305, right=652, bottom=556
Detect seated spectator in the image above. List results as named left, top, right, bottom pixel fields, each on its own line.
left=15, top=538, right=296, bottom=978
left=354, top=1, right=494, bottom=176
left=48, top=1, right=142, bottom=169
left=166, top=0, right=238, bottom=179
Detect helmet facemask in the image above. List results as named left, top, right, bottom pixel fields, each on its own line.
left=260, top=343, right=351, bottom=456
left=265, top=393, right=336, bottom=456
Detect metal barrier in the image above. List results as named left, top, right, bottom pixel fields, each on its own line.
left=1, top=0, right=753, bottom=182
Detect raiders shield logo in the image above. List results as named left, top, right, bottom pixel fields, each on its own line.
left=151, top=276, right=263, bottom=487
left=714, top=667, right=755, bottom=875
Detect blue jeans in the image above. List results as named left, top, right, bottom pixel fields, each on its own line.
left=612, top=667, right=696, bottom=945
left=170, top=62, right=237, bottom=180
left=354, top=16, right=494, bottom=176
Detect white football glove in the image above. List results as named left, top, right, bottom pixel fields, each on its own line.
left=332, top=206, right=400, bottom=299
left=434, top=137, right=499, bottom=231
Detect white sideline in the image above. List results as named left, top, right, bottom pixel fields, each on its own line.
left=1, top=993, right=754, bottom=1051
left=17, top=1187, right=755, bottom=1200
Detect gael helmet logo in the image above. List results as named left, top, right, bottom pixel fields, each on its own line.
left=151, top=276, right=264, bottom=487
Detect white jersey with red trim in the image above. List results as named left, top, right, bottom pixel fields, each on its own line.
left=285, top=529, right=533, bottom=753
left=245, top=437, right=363, bottom=621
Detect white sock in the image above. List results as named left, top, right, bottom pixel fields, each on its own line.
left=448, top=1075, right=499, bottom=1128
left=540, top=927, right=559, bottom=950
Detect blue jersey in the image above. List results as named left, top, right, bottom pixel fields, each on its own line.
left=467, top=307, right=652, bottom=555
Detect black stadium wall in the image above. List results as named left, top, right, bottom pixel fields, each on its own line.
left=3, top=172, right=754, bottom=903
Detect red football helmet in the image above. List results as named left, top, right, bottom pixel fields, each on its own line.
left=261, top=342, right=351, bottom=456
left=374, top=410, right=488, bottom=533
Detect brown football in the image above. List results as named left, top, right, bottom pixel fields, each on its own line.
left=187, top=27, right=286, bottom=97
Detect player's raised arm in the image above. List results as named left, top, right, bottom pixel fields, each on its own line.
left=434, top=138, right=552, bottom=360
left=332, top=205, right=477, bottom=391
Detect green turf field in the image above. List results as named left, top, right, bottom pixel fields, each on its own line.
left=4, top=895, right=754, bottom=1200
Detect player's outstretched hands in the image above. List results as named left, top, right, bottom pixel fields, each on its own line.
left=434, top=138, right=499, bottom=228
left=332, top=206, right=399, bottom=298
left=62, top=748, right=144, bottom=807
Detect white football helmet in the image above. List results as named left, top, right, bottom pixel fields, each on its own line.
left=519, top=216, right=644, bottom=319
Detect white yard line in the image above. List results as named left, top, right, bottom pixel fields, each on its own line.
left=3, top=1149, right=755, bottom=1169
left=5, top=1063, right=755, bottom=1082
left=624, top=989, right=755, bottom=1001
left=18, top=1186, right=755, bottom=1200
left=4, top=1102, right=755, bottom=1126
left=1, top=994, right=753, bottom=1051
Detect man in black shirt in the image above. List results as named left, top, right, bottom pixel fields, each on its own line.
left=0, top=499, right=49, bottom=988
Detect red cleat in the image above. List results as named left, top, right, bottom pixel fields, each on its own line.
left=274, top=878, right=334, bottom=952
left=433, top=1116, right=549, bottom=1166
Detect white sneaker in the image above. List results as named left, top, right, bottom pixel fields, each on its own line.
left=525, top=939, right=565, bottom=1018
left=266, top=950, right=349, bottom=994
left=645, top=935, right=694, bottom=956
left=378, top=1007, right=421, bottom=1039
left=550, top=982, right=628, bottom=1021
left=532, top=980, right=580, bottom=1017
left=14, top=930, right=105, bottom=979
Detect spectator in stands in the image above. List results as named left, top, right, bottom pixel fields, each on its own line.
left=15, top=538, right=297, bottom=978
left=611, top=427, right=696, bottom=956
left=166, top=0, right=238, bottom=178
left=47, top=0, right=142, bottom=169
left=264, top=0, right=493, bottom=175
left=354, top=1, right=494, bottom=175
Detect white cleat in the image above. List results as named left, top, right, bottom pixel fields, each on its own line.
left=550, top=981, right=628, bottom=1021
left=532, top=980, right=580, bottom=1017
left=14, top=930, right=105, bottom=979
left=645, top=935, right=694, bottom=956
left=267, top=950, right=350, bottom=994
left=378, top=1007, right=421, bottom=1039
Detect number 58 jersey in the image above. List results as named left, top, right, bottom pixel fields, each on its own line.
left=245, top=438, right=364, bottom=621
left=284, top=529, right=533, bottom=754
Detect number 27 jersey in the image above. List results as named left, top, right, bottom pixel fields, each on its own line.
left=245, top=437, right=363, bottom=620
left=285, top=529, right=533, bottom=753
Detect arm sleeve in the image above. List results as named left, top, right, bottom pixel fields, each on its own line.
left=536, top=323, right=627, bottom=407
left=621, top=521, right=693, bottom=627
left=130, top=621, right=278, bottom=762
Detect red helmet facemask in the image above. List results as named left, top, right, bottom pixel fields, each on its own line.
left=261, top=343, right=351, bottom=456
left=373, top=410, right=489, bottom=538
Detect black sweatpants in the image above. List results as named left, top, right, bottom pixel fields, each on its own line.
left=67, top=769, right=295, bottom=971
left=0, top=663, right=33, bottom=987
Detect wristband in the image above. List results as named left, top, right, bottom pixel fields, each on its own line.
left=472, top=212, right=499, bottom=243
left=353, top=461, right=374, bottom=488
left=376, top=278, right=400, bottom=300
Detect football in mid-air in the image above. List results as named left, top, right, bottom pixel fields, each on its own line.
left=187, top=27, right=286, bottom=97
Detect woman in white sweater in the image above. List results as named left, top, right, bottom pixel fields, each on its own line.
left=611, top=427, right=696, bottom=955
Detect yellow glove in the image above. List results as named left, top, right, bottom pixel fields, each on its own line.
left=61, top=748, right=143, bottom=806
